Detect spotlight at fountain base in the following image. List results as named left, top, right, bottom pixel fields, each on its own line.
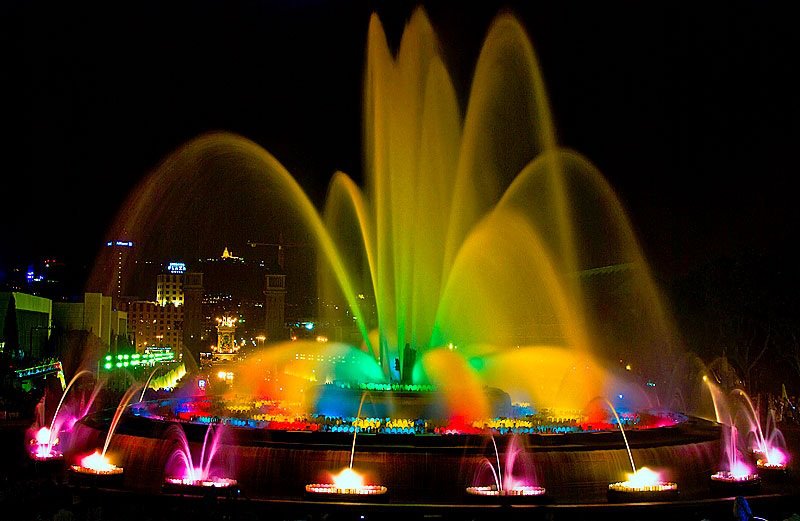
left=305, top=484, right=388, bottom=497
left=466, top=485, right=548, bottom=504
left=305, top=467, right=388, bottom=500
left=607, top=468, right=678, bottom=503
left=69, top=451, right=124, bottom=486
left=30, top=447, right=63, bottom=462
left=607, top=481, right=679, bottom=503
left=709, top=471, right=761, bottom=496
left=163, top=477, right=239, bottom=496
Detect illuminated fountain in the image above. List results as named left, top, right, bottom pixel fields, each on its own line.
left=28, top=369, right=97, bottom=462
left=305, top=392, right=388, bottom=499
left=73, top=8, right=730, bottom=505
left=704, top=378, right=790, bottom=481
left=70, top=385, right=141, bottom=481
left=605, top=400, right=678, bottom=502
left=736, top=390, right=790, bottom=476
left=163, top=424, right=237, bottom=493
left=466, top=435, right=546, bottom=501
left=709, top=425, right=760, bottom=495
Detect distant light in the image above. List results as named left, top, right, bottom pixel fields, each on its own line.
left=114, top=240, right=134, bottom=247
left=625, top=364, right=632, bottom=371
left=304, top=323, right=314, bottom=331
left=198, top=379, right=206, bottom=389
left=618, top=394, right=624, bottom=400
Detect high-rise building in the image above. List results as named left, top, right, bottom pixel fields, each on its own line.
left=156, top=262, right=187, bottom=307
left=182, top=271, right=204, bottom=366
left=90, top=240, right=135, bottom=309
left=127, top=301, right=183, bottom=354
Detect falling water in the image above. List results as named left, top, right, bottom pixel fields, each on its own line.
left=47, top=370, right=91, bottom=450
left=490, top=435, right=503, bottom=491
left=605, top=398, right=636, bottom=475
left=102, top=384, right=143, bottom=457
left=139, top=366, right=162, bottom=403
left=349, top=391, right=369, bottom=469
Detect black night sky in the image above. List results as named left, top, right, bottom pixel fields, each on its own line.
left=2, top=2, right=799, bottom=320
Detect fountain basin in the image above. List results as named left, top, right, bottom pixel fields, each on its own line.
left=709, top=471, right=761, bottom=496
left=70, top=409, right=721, bottom=504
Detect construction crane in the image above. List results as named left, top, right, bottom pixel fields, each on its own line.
left=247, top=237, right=307, bottom=271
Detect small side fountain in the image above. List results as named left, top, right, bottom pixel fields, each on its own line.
left=605, top=400, right=678, bottom=502
left=28, top=369, right=94, bottom=461
left=305, top=391, right=388, bottom=499
left=709, top=425, right=760, bottom=495
left=466, top=434, right=546, bottom=502
left=70, top=384, right=141, bottom=484
left=706, top=380, right=791, bottom=482
left=163, top=423, right=238, bottom=494
left=737, top=390, right=791, bottom=479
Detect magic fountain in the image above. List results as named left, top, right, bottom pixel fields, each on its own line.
left=66, top=8, right=763, bottom=506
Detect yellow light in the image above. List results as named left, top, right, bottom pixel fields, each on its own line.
left=625, top=364, right=632, bottom=371
left=217, top=371, right=227, bottom=379
left=332, top=467, right=364, bottom=490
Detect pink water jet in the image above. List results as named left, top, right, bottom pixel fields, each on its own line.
left=163, top=424, right=236, bottom=489
left=467, top=435, right=545, bottom=498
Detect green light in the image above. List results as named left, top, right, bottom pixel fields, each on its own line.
left=123, top=354, right=129, bottom=360
left=105, top=355, right=112, bottom=361
left=116, top=362, right=122, bottom=368
left=123, top=362, right=129, bottom=367
left=117, top=355, right=123, bottom=360
left=132, top=354, right=140, bottom=359
left=104, top=363, right=112, bottom=370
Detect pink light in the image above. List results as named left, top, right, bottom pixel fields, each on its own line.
left=730, top=460, right=755, bottom=479
left=765, top=447, right=788, bottom=466
left=35, top=427, right=51, bottom=445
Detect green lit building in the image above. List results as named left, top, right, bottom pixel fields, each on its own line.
left=0, top=291, right=53, bottom=362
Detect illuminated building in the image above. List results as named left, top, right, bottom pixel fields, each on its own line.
left=127, top=300, right=183, bottom=354
left=157, top=268, right=185, bottom=307
left=0, top=292, right=52, bottom=361
left=52, top=292, right=128, bottom=352
left=91, top=240, right=135, bottom=309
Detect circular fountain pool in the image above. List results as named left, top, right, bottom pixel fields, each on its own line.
left=68, top=391, right=721, bottom=505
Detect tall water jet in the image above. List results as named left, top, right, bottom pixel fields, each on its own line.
left=93, top=7, right=683, bottom=418
left=70, top=7, right=728, bottom=506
